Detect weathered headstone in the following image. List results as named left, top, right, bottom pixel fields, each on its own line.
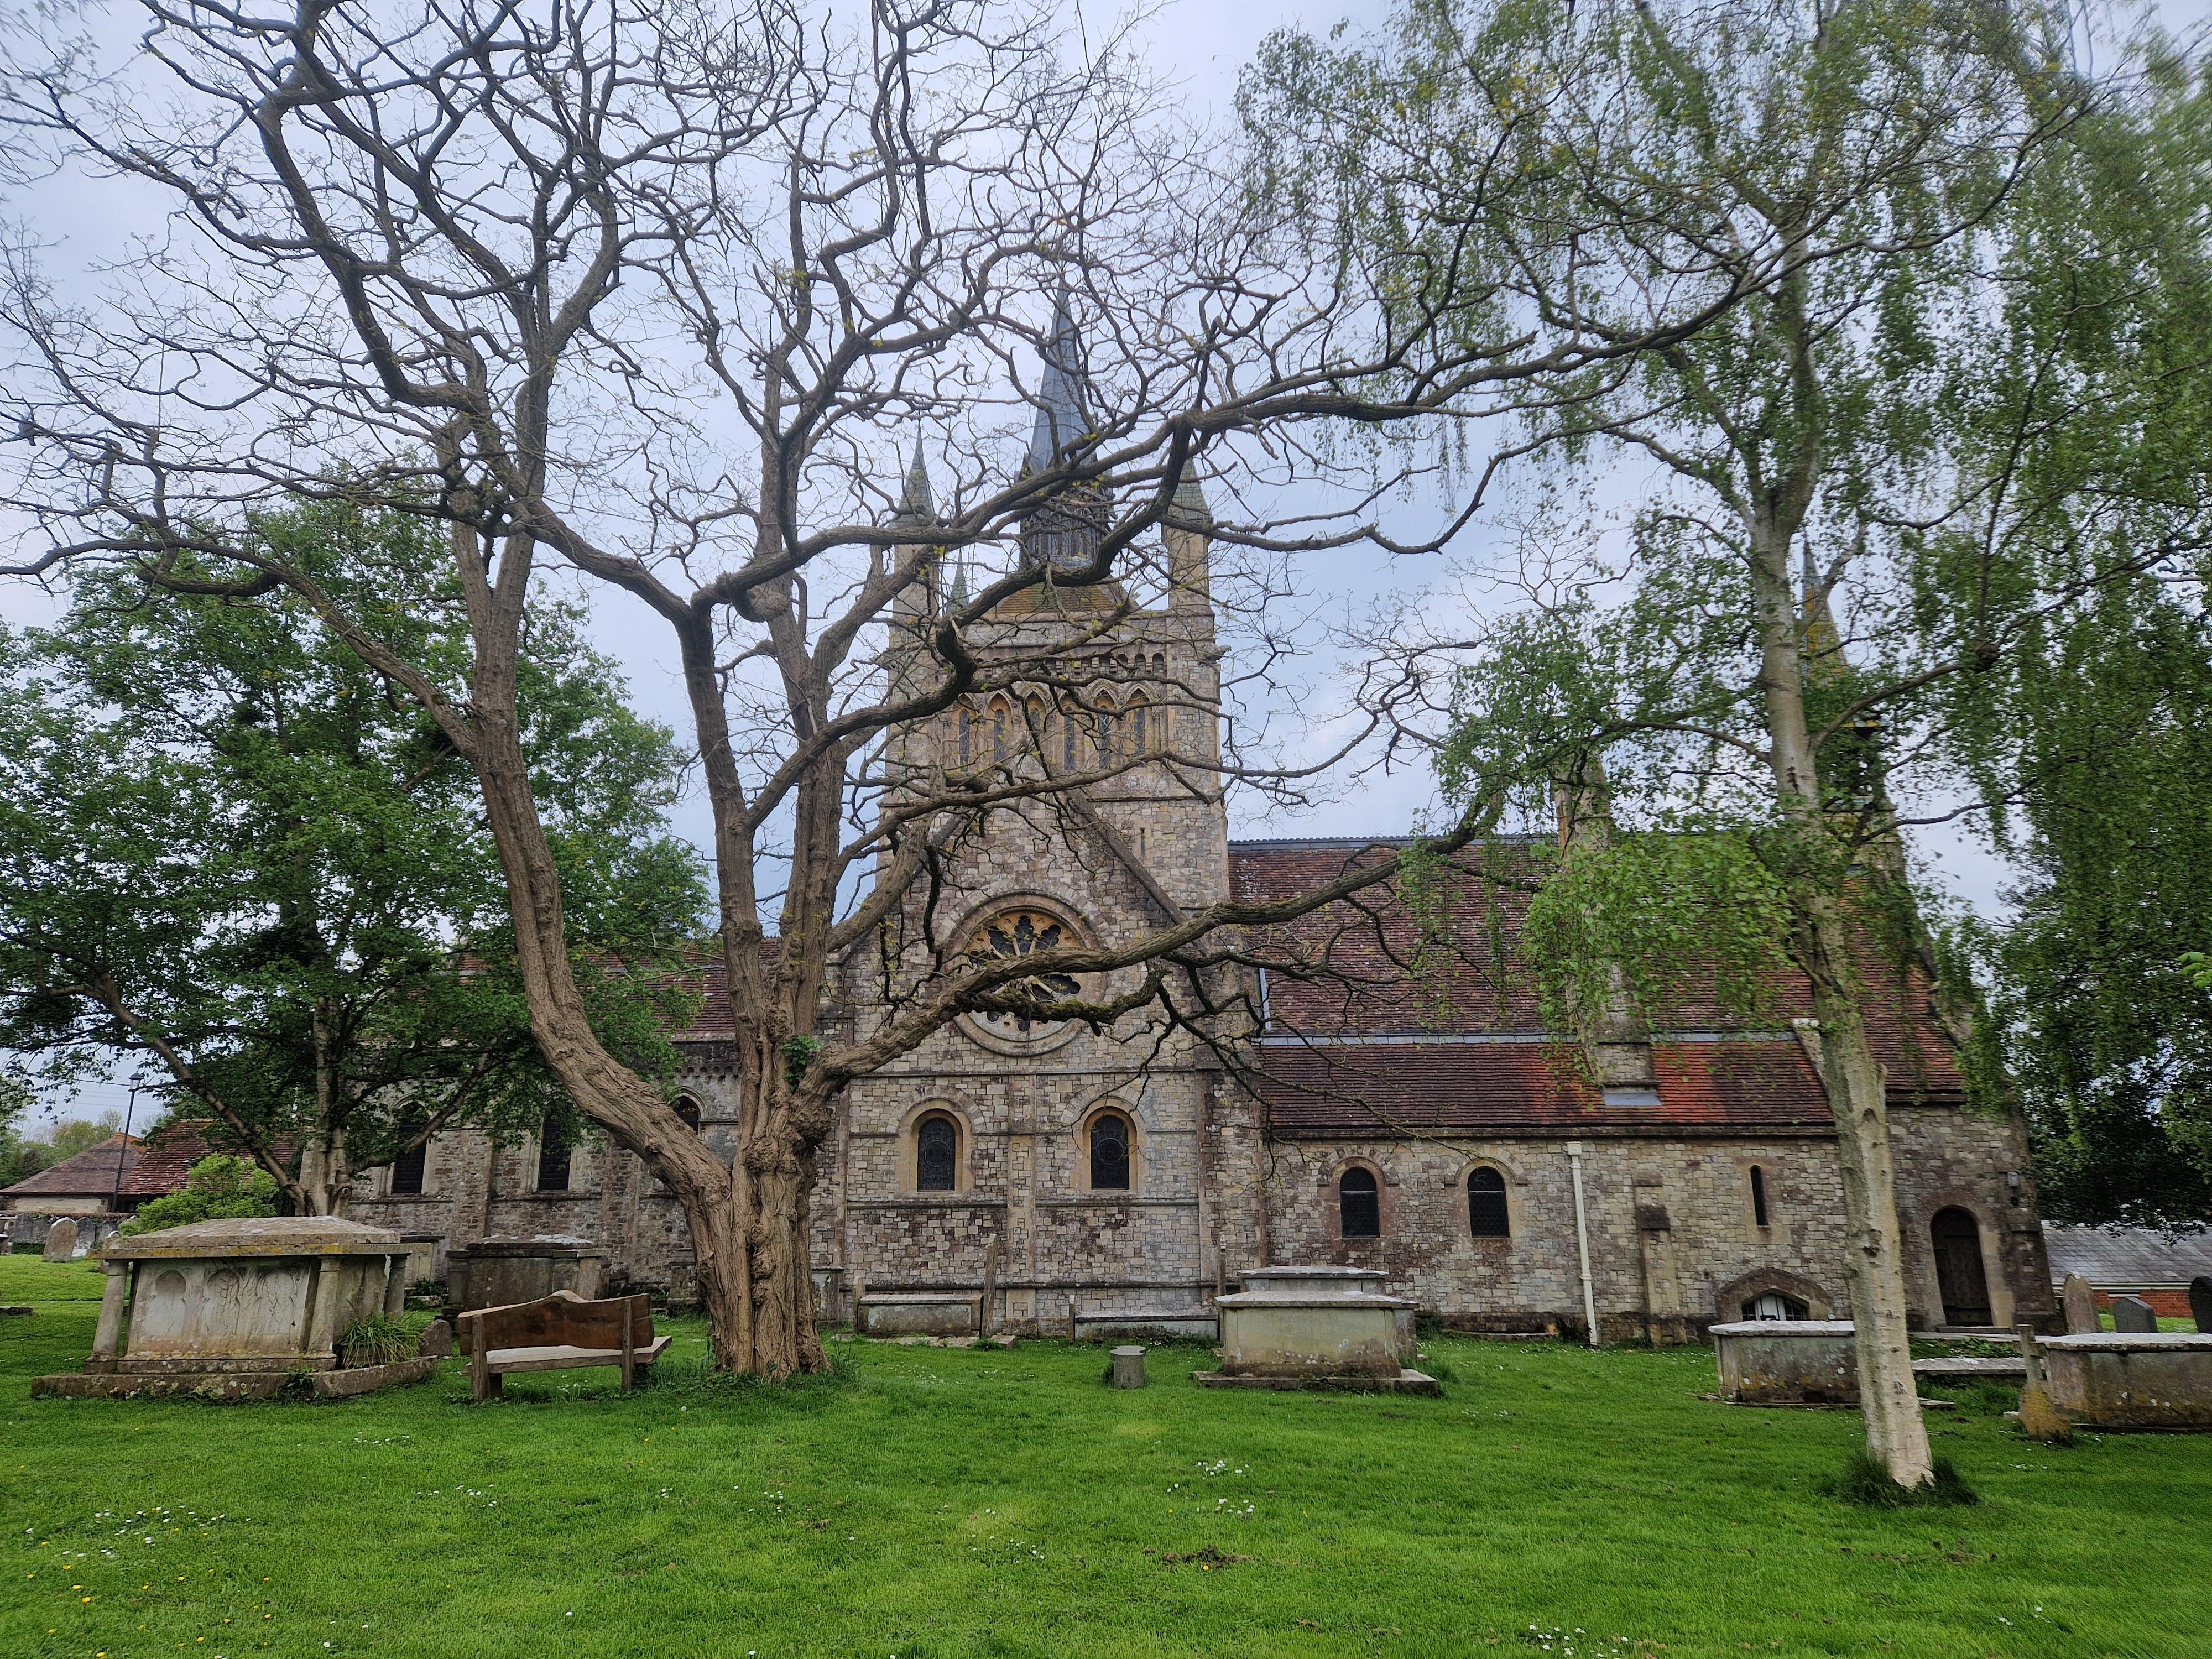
left=2110, top=1293, right=2159, bottom=1334
left=2060, top=1272, right=2100, bottom=1335
left=1109, top=1345, right=1146, bottom=1389
left=416, top=1318, right=453, bottom=1360
left=2013, top=1325, right=2073, bottom=1444
left=2190, top=1276, right=2212, bottom=1335
left=41, top=1218, right=78, bottom=1262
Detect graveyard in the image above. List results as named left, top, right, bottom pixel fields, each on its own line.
left=6, top=1254, right=2211, bottom=1659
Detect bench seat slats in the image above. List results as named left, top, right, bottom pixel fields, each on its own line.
left=485, top=1337, right=674, bottom=1373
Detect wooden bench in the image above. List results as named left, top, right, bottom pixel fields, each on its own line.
left=455, top=1290, right=671, bottom=1401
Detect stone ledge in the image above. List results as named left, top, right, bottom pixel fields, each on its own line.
left=1192, top=1368, right=1439, bottom=1396
left=32, top=1357, right=439, bottom=1402
left=1074, top=1312, right=1218, bottom=1343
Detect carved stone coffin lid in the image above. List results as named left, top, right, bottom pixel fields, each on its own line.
left=1707, top=1320, right=1855, bottom=1338
left=101, top=1216, right=404, bottom=1260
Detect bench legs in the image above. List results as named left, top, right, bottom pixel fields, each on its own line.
left=470, top=1343, right=502, bottom=1402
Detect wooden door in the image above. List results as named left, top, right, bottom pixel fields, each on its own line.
left=1931, top=1207, right=1992, bottom=1326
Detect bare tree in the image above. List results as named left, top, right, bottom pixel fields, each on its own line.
left=2, top=0, right=1780, bottom=1373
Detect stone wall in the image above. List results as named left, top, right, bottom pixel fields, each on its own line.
left=1258, top=1104, right=2051, bottom=1339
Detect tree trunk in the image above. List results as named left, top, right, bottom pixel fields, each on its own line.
left=1797, top=916, right=1934, bottom=1486
left=1750, top=508, right=1935, bottom=1489
left=302, top=1009, right=350, bottom=1217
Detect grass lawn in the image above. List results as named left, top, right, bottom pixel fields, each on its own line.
left=6, top=1255, right=2210, bottom=1659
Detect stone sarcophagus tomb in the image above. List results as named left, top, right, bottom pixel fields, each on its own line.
left=33, top=1216, right=435, bottom=1401
left=1199, top=1266, right=1436, bottom=1394
left=2037, top=1332, right=2212, bottom=1428
left=1709, top=1319, right=1860, bottom=1405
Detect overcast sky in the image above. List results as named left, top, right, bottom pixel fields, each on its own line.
left=7, top=0, right=2208, bottom=1128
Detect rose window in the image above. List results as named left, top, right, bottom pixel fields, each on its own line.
left=966, top=909, right=1082, bottom=1039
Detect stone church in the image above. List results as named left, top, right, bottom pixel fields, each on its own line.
left=351, top=320, right=2056, bottom=1342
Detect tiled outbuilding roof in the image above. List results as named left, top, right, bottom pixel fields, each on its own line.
left=0, top=1121, right=215, bottom=1205
left=2042, top=1223, right=2212, bottom=1288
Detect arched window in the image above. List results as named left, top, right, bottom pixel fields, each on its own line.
left=1749, top=1166, right=1770, bottom=1229
left=1745, top=1291, right=1808, bottom=1321
left=1128, top=696, right=1148, bottom=757
left=1468, top=1168, right=1509, bottom=1237
left=991, top=699, right=1009, bottom=763
left=957, top=703, right=974, bottom=768
left=916, top=1114, right=958, bottom=1192
left=390, top=1127, right=427, bottom=1197
left=1094, top=704, right=1116, bottom=761
left=535, top=1115, right=572, bottom=1193
left=1339, top=1166, right=1380, bottom=1238
left=1089, top=1113, right=1131, bottom=1191
left=1062, top=700, right=1081, bottom=771
left=673, top=1097, right=702, bottom=1133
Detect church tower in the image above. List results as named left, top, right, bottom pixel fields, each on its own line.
left=817, top=299, right=1244, bottom=1335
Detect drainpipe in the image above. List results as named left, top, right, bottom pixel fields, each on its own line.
left=1566, top=1140, right=1600, bottom=1347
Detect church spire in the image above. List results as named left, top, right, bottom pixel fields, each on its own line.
left=1025, top=285, right=1087, bottom=473
left=896, top=437, right=935, bottom=522
left=1018, top=284, right=1109, bottom=578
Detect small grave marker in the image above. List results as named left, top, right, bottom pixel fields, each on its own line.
left=417, top=1318, right=453, bottom=1359
left=41, top=1218, right=78, bottom=1262
left=2109, top=1294, right=2159, bottom=1334
left=1110, top=1345, right=1146, bottom=1389
left=2060, top=1272, right=2099, bottom=1334
left=2190, top=1277, right=2212, bottom=1335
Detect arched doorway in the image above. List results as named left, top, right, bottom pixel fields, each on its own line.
left=1930, top=1207, right=1992, bottom=1326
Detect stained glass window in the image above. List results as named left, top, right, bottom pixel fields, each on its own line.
left=917, top=1114, right=958, bottom=1192
left=1090, top=1114, right=1130, bottom=1191
left=967, top=909, right=1081, bottom=1040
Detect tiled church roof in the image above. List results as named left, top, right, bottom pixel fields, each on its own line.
left=1227, top=836, right=1966, bottom=1136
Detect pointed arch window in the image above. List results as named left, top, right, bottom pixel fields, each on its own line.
left=957, top=703, right=974, bottom=768
left=1062, top=699, right=1081, bottom=771
left=535, top=1115, right=572, bottom=1193
left=1468, top=1168, right=1509, bottom=1238
left=992, top=699, right=1010, bottom=762
left=390, top=1124, right=427, bottom=1196
left=1339, top=1166, right=1380, bottom=1238
left=916, top=1114, right=959, bottom=1192
left=1128, top=697, right=1148, bottom=757
left=1089, top=1113, right=1131, bottom=1191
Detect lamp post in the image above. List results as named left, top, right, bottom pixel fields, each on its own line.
left=106, top=1083, right=139, bottom=1220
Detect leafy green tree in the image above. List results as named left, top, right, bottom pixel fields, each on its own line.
left=1256, top=0, right=2089, bottom=1489
left=39, top=1111, right=123, bottom=1162
left=1924, top=45, right=2212, bottom=1229
left=0, top=498, right=707, bottom=1215
left=118, top=1154, right=279, bottom=1237
left=0, top=1075, right=51, bottom=1188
